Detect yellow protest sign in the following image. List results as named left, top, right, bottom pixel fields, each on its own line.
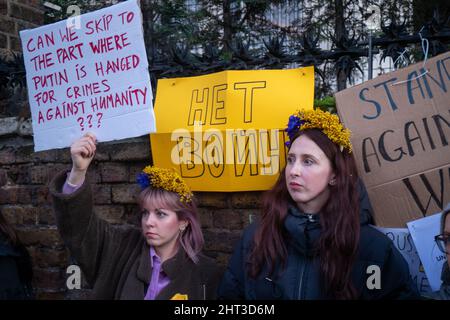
left=150, top=67, right=314, bottom=191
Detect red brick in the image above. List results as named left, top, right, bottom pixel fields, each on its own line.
left=30, top=165, right=48, bottom=184
left=240, top=209, right=260, bottom=228
left=195, top=192, right=229, bottom=208
left=14, top=0, right=43, bottom=11
left=202, top=229, right=242, bottom=253
left=86, top=166, right=102, bottom=184
left=91, top=146, right=109, bottom=161
left=0, top=17, right=14, bottom=34
left=37, top=206, right=56, bottom=225
left=16, top=226, right=63, bottom=247
left=10, top=2, right=44, bottom=25
left=0, top=168, right=7, bottom=186
left=112, top=184, right=141, bottom=204
left=94, top=205, right=125, bottom=224
left=109, top=141, right=151, bottom=161
left=15, top=145, right=33, bottom=163
left=33, top=268, right=65, bottom=290
left=9, top=35, right=20, bottom=51
left=0, top=32, right=7, bottom=49
left=8, top=164, right=32, bottom=184
left=47, top=164, right=70, bottom=183
left=231, top=191, right=262, bottom=208
left=0, top=147, right=16, bottom=164
left=212, top=209, right=242, bottom=230
left=33, top=247, right=69, bottom=268
left=1, top=205, right=37, bottom=225
left=0, top=185, right=32, bottom=204
left=55, top=148, right=72, bottom=163
left=32, top=149, right=58, bottom=163
left=0, top=205, right=21, bottom=224
left=0, top=0, right=7, bottom=15
left=92, top=184, right=111, bottom=204
left=128, top=162, right=148, bottom=182
left=15, top=19, right=38, bottom=33
left=197, top=208, right=214, bottom=228
left=99, top=163, right=128, bottom=183
left=32, top=185, right=51, bottom=205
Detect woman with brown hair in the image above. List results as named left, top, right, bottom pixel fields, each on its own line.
left=218, top=109, right=419, bottom=300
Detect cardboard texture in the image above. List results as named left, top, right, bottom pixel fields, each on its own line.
left=335, top=51, right=450, bottom=227
left=150, top=67, right=314, bottom=191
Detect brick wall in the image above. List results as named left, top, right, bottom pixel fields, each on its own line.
left=0, top=0, right=44, bottom=51
left=0, top=0, right=264, bottom=299
left=1, top=128, right=263, bottom=299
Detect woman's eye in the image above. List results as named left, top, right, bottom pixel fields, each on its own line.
left=156, top=209, right=167, bottom=217
left=304, top=158, right=314, bottom=165
left=141, top=210, right=149, bottom=217
left=287, top=156, right=295, bottom=164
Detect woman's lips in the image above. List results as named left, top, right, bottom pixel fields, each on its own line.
left=145, top=232, right=158, bottom=238
left=289, top=182, right=303, bottom=190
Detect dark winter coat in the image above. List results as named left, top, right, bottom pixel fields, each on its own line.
left=50, top=170, right=222, bottom=300
left=0, top=232, right=34, bottom=300
left=218, top=183, right=420, bottom=300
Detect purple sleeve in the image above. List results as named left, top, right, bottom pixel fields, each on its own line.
left=62, top=173, right=85, bottom=194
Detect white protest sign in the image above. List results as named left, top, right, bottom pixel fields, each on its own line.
left=407, top=213, right=445, bottom=292
left=20, top=0, right=155, bottom=152
left=371, top=225, right=432, bottom=296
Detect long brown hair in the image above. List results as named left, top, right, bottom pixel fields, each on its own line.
left=249, top=129, right=361, bottom=299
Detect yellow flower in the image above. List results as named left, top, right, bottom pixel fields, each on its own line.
left=294, top=108, right=352, bottom=153
left=142, top=166, right=193, bottom=202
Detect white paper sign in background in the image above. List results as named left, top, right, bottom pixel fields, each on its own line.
left=372, top=225, right=432, bottom=296
left=407, top=213, right=445, bottom=292
left=20, top=0, right=155, bottom=152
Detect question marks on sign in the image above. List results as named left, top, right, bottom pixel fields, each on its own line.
left=77, top=113, right=103, bottom=131
left=96, top=113, right=103, bottom=127
left=77, top=117, right=84, bottom=131
left=86, top=114, right=93, bottom=128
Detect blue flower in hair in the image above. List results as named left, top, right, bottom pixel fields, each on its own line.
left=285, top=114, right=303, bottom=147
left=136, top=172, right=150, bottom=189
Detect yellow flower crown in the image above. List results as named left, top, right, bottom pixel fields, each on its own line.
left=136, top=166, right=193, bottom=203
left=286, top=108, right=352, bottom=153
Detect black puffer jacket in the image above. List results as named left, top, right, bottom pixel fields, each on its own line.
left=218, top=183, right=419, bottom=300
left=0, top=233, right=34, bottom=300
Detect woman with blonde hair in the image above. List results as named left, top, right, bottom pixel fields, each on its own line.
left=50, top=133, right=222, bottom=299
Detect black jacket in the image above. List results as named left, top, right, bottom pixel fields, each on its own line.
left=218, top=183, right=419, bottom=300
left=0, top=233, right=34, bottom=300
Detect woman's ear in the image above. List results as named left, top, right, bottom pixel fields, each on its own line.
left=179, top=221, right=189, bottom=231
left=329, top=174, right=337, bottom=186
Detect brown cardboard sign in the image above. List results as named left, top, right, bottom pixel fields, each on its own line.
left=335, top=51, right=450, bottom=227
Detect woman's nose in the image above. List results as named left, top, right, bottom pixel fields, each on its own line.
left=144, top=213, right=155, bottom=226
left=289, top=163, right=301, bottom=177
